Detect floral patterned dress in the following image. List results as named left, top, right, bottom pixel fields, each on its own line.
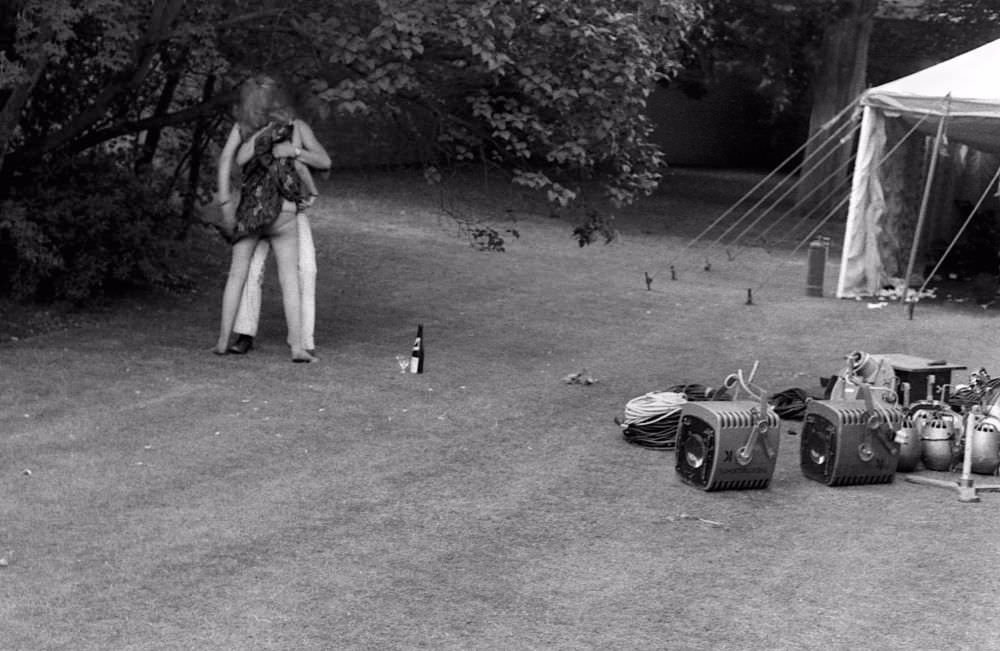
left=232, top=121, right=306, bottom=241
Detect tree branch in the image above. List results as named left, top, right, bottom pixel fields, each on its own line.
left=9, top=89, right=237, bottom=164
left=14, top=0, right=186, bottom=162
left=0, top=22, right=54, bottom=175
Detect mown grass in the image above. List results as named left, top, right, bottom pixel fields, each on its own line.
left=2, top=168, right=999, bottom=651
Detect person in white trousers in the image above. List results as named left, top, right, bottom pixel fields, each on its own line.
left=214, top=74, right=331, bottom=358
left=229, top=206, right=318, bottom=354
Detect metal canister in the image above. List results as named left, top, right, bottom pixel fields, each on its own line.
left=895, top=416, right=923, bottom=472
left=971, top=417, right=1000, bottom=475
left=806, top=237, right=830, bottom=297
left=921, top=416, right=955, bottom=471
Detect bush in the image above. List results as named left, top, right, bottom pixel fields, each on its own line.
left=0, top=154, right=189, bottom=302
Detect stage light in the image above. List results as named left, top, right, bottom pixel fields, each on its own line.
left=800, top=394, right=904, bottom=486
left=675, top=400, right=781, bottom=491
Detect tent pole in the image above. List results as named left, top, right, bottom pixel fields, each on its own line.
left=902, top=96, right=951, bottom=319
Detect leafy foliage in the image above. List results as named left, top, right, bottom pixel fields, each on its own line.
left=463, top=223, right=521, bottom=253
left=907, top=0, right=1000, bottom=26
left=0, top=1, right=704, bottom=300
left=679, top=1, right=835, bottom=120
left=4, top=0, right=997, bottom=303
left=3, top=1, right=702, bottom=209
left=873, top=0, right=1000, bottom=83
left=291, top=1, right=703, bottom=209
left=3, top=0, right=703, bottom=203
left=572, top=210, right=619, bottom=247
left=0, top=154, right=187, bottom=301
left=684, top=0, right=1000, bottom=126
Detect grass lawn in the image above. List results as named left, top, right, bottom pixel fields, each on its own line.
left=2, top=168, right=999, bottom=650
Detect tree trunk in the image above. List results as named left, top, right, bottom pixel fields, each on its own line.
left=0, top=19, right=54, bottom=183
left=9, top=0, right=186, bottom=165
left=181, top=74, right=216, bottom=234
left=136, top=64, right=183, bottom=174
left=797, top=0, right=877, bottom=218
left=61, top=91, right=236, bottom=159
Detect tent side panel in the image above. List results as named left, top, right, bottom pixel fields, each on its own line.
left=837, top=106, right=887, bottom=297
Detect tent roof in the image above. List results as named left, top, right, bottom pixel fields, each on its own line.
left=862, top=38, right=1000, bottom=152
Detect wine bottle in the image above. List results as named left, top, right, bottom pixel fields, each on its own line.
left=409, top=324, right=424, bottom=374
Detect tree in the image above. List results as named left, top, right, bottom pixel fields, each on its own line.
left=800, top=0, right=877, bottom=215
left=874, top=0, right=1000, bottom=83
left=1, top=0, right=703, bottom=206
left=682, top=0, right=1000, bottom=217
left=0, top=0, right=704, bottom=299
left=0, top=1, right=250, bottom=299
left=804, top=0, right=1000, bottom=213
left=1, top=0, right=236, bottom=169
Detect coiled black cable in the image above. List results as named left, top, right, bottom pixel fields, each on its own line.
left=768, top=387, right=811, bottom=420
left=617, top=391, right=685, bottom=450
left=617, top=384, right=732, bottom=450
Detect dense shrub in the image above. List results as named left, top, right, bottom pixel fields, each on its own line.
left=0, top=155, right=188, bottom=302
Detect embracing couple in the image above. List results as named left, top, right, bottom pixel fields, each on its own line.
left=209, top=74, right=331, bottom=363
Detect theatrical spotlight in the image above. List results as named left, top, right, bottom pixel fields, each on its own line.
left=800, top=385, right=903, bottom=486
left=675, top=363, right=781, bottom=491
left=826, top=351, right=898, bottom=404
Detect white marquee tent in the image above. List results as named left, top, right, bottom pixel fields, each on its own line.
left=837, top=38, right=1000, bottom=298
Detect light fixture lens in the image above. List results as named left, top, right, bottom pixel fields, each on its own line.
left=684, top=435, right=706, bottom=469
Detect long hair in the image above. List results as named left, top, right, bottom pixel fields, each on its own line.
left=235, top=74, right=297, bottom=137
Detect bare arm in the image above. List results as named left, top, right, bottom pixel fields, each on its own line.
left=290, top=124, right=319, bottom=198
left=235, top=124, right=271, bottom=166
left=217, top=123, right=241, bottom=204
left=295, top=120, right=331, bottom=170
left=235, top=136, right=255, bottom=167
left=271, top=119, right=331, bottom=170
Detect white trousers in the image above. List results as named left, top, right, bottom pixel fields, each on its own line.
left=234, top=213, right=317, bottom=350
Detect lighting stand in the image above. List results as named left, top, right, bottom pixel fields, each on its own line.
left=904, top=406, right=1000, bottom=501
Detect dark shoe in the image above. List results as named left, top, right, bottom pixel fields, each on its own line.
left=228, top=335, right=254, bottom=355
